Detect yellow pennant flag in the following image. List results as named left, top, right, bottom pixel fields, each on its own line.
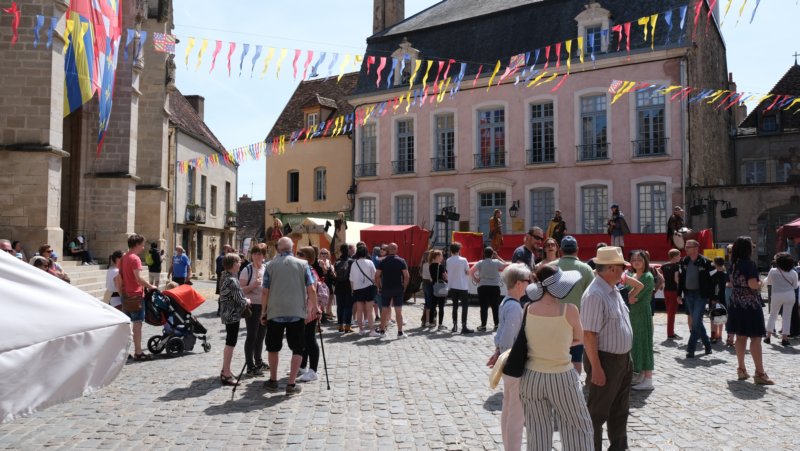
left=354, top=54, right=363, bottom=69
left=436, top=78, right=451, bottom=103
left=658, top=85, right=682, bottom=94
left=526, top=71, right=548, bottom=88
left=565, top=39, right=572, bottom=73
left=577, top=36, right=584, bottom=65
left=420, top=60, right=434, bottom=102
left=260, top=47, right=275, bottom=79
left=650, top=14, right=658, bottom=50
left=184, top=37, right=196, bottom=69
left=337, top=54, right=351, bottom=82
left=535, top=72, right=559, bottom=88
left=364, top=105, right=376, bottom=125
left=783, top=97, right=800, bottom=111
left=706, top=90, right=728, bottom=104
left=408, top=59, right=422, bottom=91
left=721, top=0, right=733, bottom=25
left=611, top=81, right=636, bottom=104
left=638, top=17, right=650, bottom=42
left=486, top=60, right=501, bottom=91
left=279, top=135, right=286, bottom=154
left=738, top=0, right=748, bottom=23
left=275, top=48, right=288, bottom=79
left=405, top=90, right=413, bottom=113
left=195, top=39, right=208, bottom=72
left=753, top=93, right=773, bottom=106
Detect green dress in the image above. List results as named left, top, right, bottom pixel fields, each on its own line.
left=626, top=271, right=654, bottom=372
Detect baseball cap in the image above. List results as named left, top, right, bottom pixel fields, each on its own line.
left=560, top=236, right=578, bottom=253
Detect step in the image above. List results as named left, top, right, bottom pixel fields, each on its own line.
left=68, top=273, right=106, bottom=286
left=74, top=281, right=106, bottom=293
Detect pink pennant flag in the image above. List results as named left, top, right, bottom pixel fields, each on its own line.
left=431, top=60, right=444, bottom=97
left=375, top=56, right=387, bottom=87
left=554, top=43, right=562, bottom=69
left=706, top=0, right=718, bottom=33
left=227, top=42, right=236, bottom=77
left=550, top=73, right=570, bottom=92
left=209, top=40, right=223, bottom=73
left=291, top=49, right=302, bottom=79
left=442, top=59, right=455, bottom=80
left=472, top=64, right=483, bottom=87
left=366, top=55, right=375, bottom=74
left=543, top=45, right=551, bottom=70
left=301, top=50, right=313, bottom=79
left=692, top=0, right=703, bottom=41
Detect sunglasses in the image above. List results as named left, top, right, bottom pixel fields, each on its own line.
left=528, top=234, right=544, bottom=241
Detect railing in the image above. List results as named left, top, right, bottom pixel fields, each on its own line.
left=431, top=155, right=456, bottom=172
left=526, top=147, right=556, bottom=165
left=185, top=205, right=206, bottom=224
left=632, top=138, right=668, bottom=157
left=473, top=152, right=507, bottom=169
left=392, top=159, right=415, bottom=174
left=225, top=213, right=237, bottom=228
left=576, top=143, right=609, bottom=161
left=355, top=163, right=378, bottom=177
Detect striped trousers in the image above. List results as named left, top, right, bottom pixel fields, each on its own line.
left=520, top=368, right=593, bottom=451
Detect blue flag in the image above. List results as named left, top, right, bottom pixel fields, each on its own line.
left=33, top=15, right=45, bottom=48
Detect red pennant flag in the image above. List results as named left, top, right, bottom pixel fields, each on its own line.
left=624, top=22, right=632, bottom=57
left=442, top=59, right=455, bottom=80
left=209, top=40, right=222, bottom=73
left=292, top=49, right=301, bottom=79
left=706, top=0, right=718, bottom=34
left=2, top=2, right=20, bottom=45
left=472, top=64, right=483, bottom=87
left=375, top=56, right=387, bottom=87
left=555, top=42, right=562, bottom=69
left=544, top=45, right=551, bottom=70
left=366, top=55, right=375, bottom=74
left=612, top=25, right=623, bottom=51
left=226, top=42, right=236, bottom=77
left=432, top=60, right=444, bottom=97
left=301, top=50, right=313, bottom=79
left=765, top=94, right=784, bottom=111
left=692, top=0, right=703, bottom=41
left=551, top=73, right=570, bottom=92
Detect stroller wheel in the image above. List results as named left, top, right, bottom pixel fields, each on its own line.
left=165, top=337, right=185, bottom=356
left=202, top=342, right=211, bottom=352
left=147, top=336, right=164, bottom=354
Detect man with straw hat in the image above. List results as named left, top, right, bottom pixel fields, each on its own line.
left=580, top=246, right=633, bottom=451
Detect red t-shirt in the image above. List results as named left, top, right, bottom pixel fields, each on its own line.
left=121, top=252, right=144, bottom=297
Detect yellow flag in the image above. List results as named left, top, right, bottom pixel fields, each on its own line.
left=408, top=59, right=422, bottom=91
left=535, top=72, right=559, bottom=88
left=63, top=19, right=74, bottom=53
left=706, top=90, right=728, bottom=104
left=738, top=0, right=748, bottom=22
left=658, top=85, right=682, bottom=94
left=337, top=54, right=351, bottom=82
left=195, top=39, right=208, bottom=72
left=275, top=48, right=288, bottom=79
left=526, top=71, right=548, bottom=88
left=437, top=78, right=451, bottom=103
left=650, top=14, right=658, bottom=50
left=185, top=37, right=196, bottom=68
left=404, top=90, right=413, bottom=113
left=783, top=98, right=800, bottom=111
left=354, top=54, right=363, bottom=69
left=721, top=0, right=733, bottom=25
left=611, top=81, right=636, bottom=104
left=577, top=36, right=584, bottom=65
left=260, top=47, right=275, bottom=79
left=420, top=60, right=434, bottom=101
left=565, top=39, right=572, bottom=73
left=486, top=60, right=501, bottom=91
left=638, top=17, right=650, bottom=42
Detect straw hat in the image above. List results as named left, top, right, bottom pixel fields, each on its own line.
left=525, top=268, right=583, bottom=301
left=593, top=246, right=628, bottom=266
left=489, top=349, right=511, bottom=389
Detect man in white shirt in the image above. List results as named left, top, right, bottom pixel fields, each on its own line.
left=446, top=242, right=472, bottom=334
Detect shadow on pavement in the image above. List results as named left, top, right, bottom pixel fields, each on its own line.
left=204, top=380, right=290, bottom=415
left=726, top=380, right=767, bottom=400
left=483, top=392, right=503, bottom=412
left=195, top=310, right=220, bottom=320
left=673, top=356, right=727, bottom=368
left=157, top=376, right=221, bottom=402
left=766, top=344, right=800, bottom=355
left=659, top=339, right=680, bottom=348
left=629, top=388, right=654, bottom=408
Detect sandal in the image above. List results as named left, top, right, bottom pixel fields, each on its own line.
left=132, top=353, right=152, bottom=361
left=737, top=367, right=749, bottom=381
left=220, top=374, right=239, bottom=386
left=754, top=371, right=774, bottom=385
left=725, top=338, right=734, bottom=347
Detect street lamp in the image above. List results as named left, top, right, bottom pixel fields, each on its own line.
left=346, top=184, right=357, bottom=203
left=435, top=206, right=459, bottom=252
left=509, top=200, right=520, bottom=218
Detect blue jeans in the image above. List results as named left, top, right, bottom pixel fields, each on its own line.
left=685, top=291, right=710, bottom=353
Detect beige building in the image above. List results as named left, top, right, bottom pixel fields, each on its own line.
left=170, top=92, right=238, bottom=279
left=265, top=73, right=359, bottom=228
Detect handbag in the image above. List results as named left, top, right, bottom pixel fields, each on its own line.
left=122, top=293, right=142, bottom=313
left=241, top=303, right=252, bottom=319
left=502, top=303, right=529, bottom=378
left=433, top=282, right=449, bottom=297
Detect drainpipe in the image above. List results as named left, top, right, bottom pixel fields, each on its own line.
left=680, top=56, right=689, bottom=222
left=349, top=106, right=357, bottom=221
left=172, top=130, right=179, bottom=265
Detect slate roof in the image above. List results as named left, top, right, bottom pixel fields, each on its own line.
left=355, top=0, right=714, bottom=95
left=739, top=64, right=800, bottom=129
left=267, top=72, right=360, bottom=140
left=169, top=89, right=227, bottom=154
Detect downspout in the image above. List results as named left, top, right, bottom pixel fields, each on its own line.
left=172, top=130, right=178, bottom=265
left=680, top=56, right=689, bottom=221
left=350, top=105, right=357, bottom=221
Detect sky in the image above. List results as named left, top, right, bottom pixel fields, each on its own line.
left=173, top=0, right=798, bottom=201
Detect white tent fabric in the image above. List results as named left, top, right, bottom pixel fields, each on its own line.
left=0, top=252, right=131, bottom=423
left=296, top=217, right=374, bottom=247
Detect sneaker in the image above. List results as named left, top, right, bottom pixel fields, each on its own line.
left=477, top=325, right=487, bottom=332
left=297, top=369, right=318, bottom=382
left=298, top=368, right=308, bottom=376
left=369, top=330, right=382, bottom=338
left=255, top=361, right=270, bottom=371
left=246, top=366, right=264, bottom=377
left=630, top=373, right=644, bottom=386
left=359, top=329, right=368, bottom=336
left=632, top=378, right=654, bottom=391
left=461, top=326, right=474, bottom=334
left=263, top=379, right=280, bottom=392
left=439, top=324, right=448, bottom=331
left=451, top=325, right=458, bottom=333
left=285, top=384, right=303, bottom=396
left=397, top=331, right=407, bottom=338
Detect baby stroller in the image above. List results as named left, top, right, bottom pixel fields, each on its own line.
left=145, top=285, right=211, bottom=356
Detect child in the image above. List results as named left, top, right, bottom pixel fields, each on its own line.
left=709, top=257, right=729, bottom=343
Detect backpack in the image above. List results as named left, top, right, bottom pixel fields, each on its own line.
left=316, top=278, right=330, bottom=307
left=334, top=258, right=351, bottom=283
left=144, top=249, right=154, bottom=266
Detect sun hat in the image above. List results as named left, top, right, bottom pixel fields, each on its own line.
left=593, top=246, right=628, bottom=266
left=560, top=235, right=578, bottom=253
left=525, top=268, right=583, bottom=301
left=489, top=349, right=511, bottom=389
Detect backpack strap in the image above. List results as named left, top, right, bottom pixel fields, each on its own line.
left=355, top=260, right=374, bottom=285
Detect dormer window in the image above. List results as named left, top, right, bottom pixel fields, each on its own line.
left=760, top=113, right=778, bottom=133
left=392, top=37, right=419, bottom=87
left=575, top=2, right=611, bottom=54
left=306, top=112, right=319, bottom=128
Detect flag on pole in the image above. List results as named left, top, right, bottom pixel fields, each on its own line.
left=153, top=32, right=176, bottom=54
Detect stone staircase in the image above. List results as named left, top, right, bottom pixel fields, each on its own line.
left=60, top=257, right=107, bottom=300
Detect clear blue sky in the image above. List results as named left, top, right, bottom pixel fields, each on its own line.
left=173, top=0, right=797, bottom=201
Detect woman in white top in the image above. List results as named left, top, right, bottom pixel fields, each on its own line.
left=765, top=252, right=799, bottom=346
left=105, top=251, right=124, bottom=309
left=241, top=243, right=268, bottom=375
left=349, top=245, right=380, bottom=336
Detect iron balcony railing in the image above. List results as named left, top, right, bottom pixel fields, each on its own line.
left=431, top=155, right=456, bottom=172
left=355, top=163, right=378, bottom=177
left=474, top=152, right=507, bottom=169
left=185, top=205, right=206, bottom=224
left=526, top=147, right=556, bottom=165
left=632, top=138, right=669, bottom=157
left=392, top=159, right=415, bottom=174
left=576, top=143, right=609, bottom=161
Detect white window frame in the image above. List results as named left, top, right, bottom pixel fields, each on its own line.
left=524, top=182, right=560, bottom=232
left=574, top=89, right=612, bottom=163
left=576, top=179, right=612, bottom=234
left=391, top=115, right=416, bottom=175
left=431, top=109, right=457, bottom=172
left=357, top=121, right=379, bottom=177
left=742, top=159, right=768, bottom=184
left=524, top=94, right=558, bottom=165
left=431, top=189, right=457, bottom=246
left=392, top=191, right=417, bottom=225
left=628, top=81, right=671, bottom=158
left=473, top=101, right=509, bottom=168
left=306, top=112, right=319, bottom=128
left=314, top=167, right=326, bottom=201
left=356, top=193, right=379, bottom=224
left=629, top=175, right=673, bottom=233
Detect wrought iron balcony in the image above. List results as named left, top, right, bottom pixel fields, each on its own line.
left=632, top=138, right=668, bottom=158
left=431, top=155, right=456, bottom=172
left=225, top=212, right=238, bottom=228
left=185, top=205, right=206, bottom=224
left=473, top=152, right=507, bottom=169
left=391, top=159, right=415, bottom=175
left=355, top=163, right=378, bottom=177
left=576, top=143, right=609, bottom=161
left=526, top=147, right=556, bottom=165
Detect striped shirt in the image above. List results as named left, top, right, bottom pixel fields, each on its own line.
left=580, top=275, right=633, bottom=354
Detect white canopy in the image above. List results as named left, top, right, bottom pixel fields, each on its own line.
left=0, top=252, right=131, bottom=422
left=294, top=217, right=374, bottom=249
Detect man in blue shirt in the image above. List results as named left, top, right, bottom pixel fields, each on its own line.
left=512, top=227, right=544, bottom=270
left=168, top=245, right=192, bottom=285
left=375, top=243, right=410, bottom=338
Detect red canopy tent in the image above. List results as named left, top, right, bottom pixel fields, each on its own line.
left=775, top=217, right=800, bottom=251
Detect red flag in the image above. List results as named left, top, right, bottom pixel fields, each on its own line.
left=624, top=22, right=632, bottom=57
left=375, top=56, right=387, bottom=87
left=442, top=58, right=455, bottom=80
left=292, top=49, right=301, bottom=79
left=209, top=40, right=222, bottom=73
left=227, top=42, right=236, bottom=77
left=366, top=55, right=375, bottom=74
left=2, top=2, right=20, bottom=45
left=544, top=45, right=551, bottom=70
left=692, top=0, right=703, bottom=41
left=472, top=64, right=483, bottom=87
left=612, top=25, right=623, bottom=51
left=301, top=50, right=313, bottom=79
left=555, top=42, right=562, bottom=68
left=551, top=73, right=570, bottom=92
left=432, top=60, right=444, bottom=96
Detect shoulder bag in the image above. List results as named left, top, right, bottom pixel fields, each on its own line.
left=119, top=257, right=143, bottom=313
left=502, top=303, right=530, bottom=378
left=432, top=265, right=448, bottom=297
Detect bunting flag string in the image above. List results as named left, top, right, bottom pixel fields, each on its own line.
left=209, top=40, right=222, bottom=72
left=238, top=43, right=250, bottom=77
left=184, top=37, right=196, bottom=68
left=32, top=14, right=44, bottom=47
left=195, top=38, right=208, bottom=71
left=226, top=42, right=236, bottom=77
left=251, top=45, right=262, bottom=77
left=2, top=2, right=20, bottom=45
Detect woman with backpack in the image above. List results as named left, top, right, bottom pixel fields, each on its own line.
left=297, top=246, right=323, bottom=382
left=240, top=244, right=267, bottom=376
left=350, top=245, right=381, bottom=337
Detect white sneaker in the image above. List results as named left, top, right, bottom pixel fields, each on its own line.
left=297, top=369, right=318, bottom=382
left=359, top=329, right=367, bottom=336
left=632, top=378, right=654, bottom=391
left=369, top=330, right=382, bottom=338
left=630, top=372, right=644, bottom=386
left=292, top=368, right=308, bottom=376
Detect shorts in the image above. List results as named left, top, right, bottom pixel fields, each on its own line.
left=353, top=286, right=376, bottom=302
left=381, top=288, right=404, bottom=309
left=172, top=276, right=187, bottom=285
left=569, top=344, right=584, bottom=363
left=125, top=302, right=145, bottom=322
left=266, top=319, right=305, bottom=355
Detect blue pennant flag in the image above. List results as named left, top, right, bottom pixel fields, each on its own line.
left=239, top=43, right=250, bottom=76
left=33, top=15, right=45, bottom=48
left=46, top=16, right=57, bottom=49
left=123, top=29, right=134, bottom=60
left=251, top=45, right=263, bottom=76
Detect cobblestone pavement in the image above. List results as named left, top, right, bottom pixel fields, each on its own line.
left=2, top=281, right=800, bottom=450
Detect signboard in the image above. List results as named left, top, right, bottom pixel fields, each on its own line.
left=703, top=248, right=725, bottom=261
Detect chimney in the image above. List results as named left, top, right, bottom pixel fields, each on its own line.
left=239, top=194, right=251, bottom=202
left=373, top=0, right=405, bottom=34
left=185, top=95, right=205, bottom=121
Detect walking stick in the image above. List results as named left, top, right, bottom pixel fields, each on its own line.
left=231, top=360, right=248, bottom=400
left=317, top=321, right=331, bottom=390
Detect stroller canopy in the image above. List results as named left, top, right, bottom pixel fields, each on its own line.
left=163, top=284, right=206, bottom=312
left=0, top=252, right=131, bottom=422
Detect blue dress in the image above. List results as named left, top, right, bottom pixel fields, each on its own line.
left=725, top=259, right=766, bottom=337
